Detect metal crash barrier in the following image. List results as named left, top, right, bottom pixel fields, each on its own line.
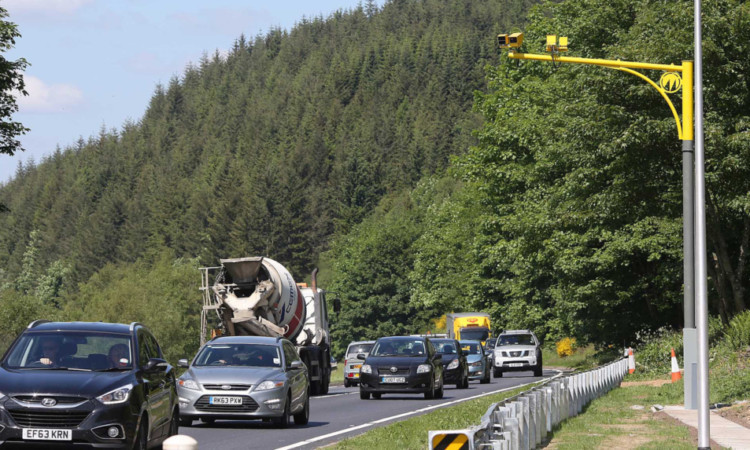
left=428, top=358, right=628, bottom=450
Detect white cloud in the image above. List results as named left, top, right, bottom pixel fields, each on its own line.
left=16, top=76, right=84, bottom=113
left=3, top=0, right=94, bottom=15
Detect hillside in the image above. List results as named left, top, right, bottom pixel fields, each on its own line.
left=0, top=0, right=536, bottom=354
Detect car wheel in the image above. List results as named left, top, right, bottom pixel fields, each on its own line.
left=533, top=366, right=543, bottom=377
left=493, top=368, right=503, bottom=378
left=293, top=391, right=310, bottom=425
left=425, top=380, right=435, bottom=399
left=462, top=371, right=470, bottom=389
left=372, top=393, right=382, bottom=399
left=272, top=395, right=291, bottom=428
left=480, top=371, right=490, bottom=384
left=132, top=417, right=147, bottom=450
left=359, top=389, right=370, bottom=400
left=344, top=378, right=351, bottom=388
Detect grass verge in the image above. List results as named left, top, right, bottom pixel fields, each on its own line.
left=330, top=366, right=344, bottom=385
left=331, top=382, right=540, bottom=449
left=544, top=379, right=695, bottom=449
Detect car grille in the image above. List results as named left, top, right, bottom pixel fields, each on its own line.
left=377, top=367, right=410, bottom=376
left=194, top=395, right=258, bottom=412
left=502, top=351, right=528, bottom=357
left=202, top=384, right=252, bottom=391
left=12, top=395, right=88, bottom=405
left=8, top=410, right=90, bottom=428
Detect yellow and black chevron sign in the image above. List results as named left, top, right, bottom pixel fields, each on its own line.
left=431, top=432, right=470, bottom=450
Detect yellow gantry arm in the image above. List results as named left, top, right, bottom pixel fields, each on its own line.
left=506, top=51, right=693, bottom=141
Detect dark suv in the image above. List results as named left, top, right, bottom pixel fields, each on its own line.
left=0, top=321, right=178, bottom=448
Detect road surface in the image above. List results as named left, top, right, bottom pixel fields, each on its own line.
left=180, top=369, right=558, bottom=449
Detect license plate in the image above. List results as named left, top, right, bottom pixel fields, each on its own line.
left=22, top=429, right=71, bottom=441
left=209, top=396, right=243, bottom=405
left=380, top=376, right=406, bottom=383
left=353, top=373, right=360, bottom=378
left=509, top=363, right=524, bottom=367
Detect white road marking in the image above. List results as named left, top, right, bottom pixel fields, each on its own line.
left=311, top=391, right=355, bottom=399
left=275, top=371, right=561, bottom=450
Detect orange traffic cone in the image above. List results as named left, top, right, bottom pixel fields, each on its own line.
left=670, top=348, right=682, bottom=382
left=628, top=347, right=635, bottom=374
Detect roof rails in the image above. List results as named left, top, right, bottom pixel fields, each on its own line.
left=27, top=319, right=50, bottom=329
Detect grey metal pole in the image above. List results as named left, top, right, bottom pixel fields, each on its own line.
left=682, top=140, right=698, bottom=410
left=682, top=141, right=695, bottom=329
left=694, top=0, right=711, bottom=447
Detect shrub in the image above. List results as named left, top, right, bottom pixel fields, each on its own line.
left=723, top=310, right=750, bottom=351
left=556, top=337, right=577, bottom=358
left=634, top=327, right=682, bottom=375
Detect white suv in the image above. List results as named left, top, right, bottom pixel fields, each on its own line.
left=492, top=330, right=543, bottom=377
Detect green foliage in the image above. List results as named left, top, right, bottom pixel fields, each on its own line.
left=0, top=6, right=28, bottom=155
left=723, top=309, right=750, bottom=351
left=63, top=252, right=202, bottom=364
left=0, top=291, right=60, bottom=354
left=324, top=188, right=433, bottom=359
left=0, top=0, right=530, bottom=287
left=441, top=0, right=750, bottom=345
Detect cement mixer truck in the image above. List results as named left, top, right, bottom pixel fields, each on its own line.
left=199, top=257, right=338, bottom=395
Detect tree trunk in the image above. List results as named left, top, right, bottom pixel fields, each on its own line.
left=705, top=193, right=748, bottom=315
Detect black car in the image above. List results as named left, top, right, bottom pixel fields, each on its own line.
left=0, top=320, right=178, bottom=449
left=430, top=339, right=469, bottom=389
left=358, top=336, right=444, bottom=400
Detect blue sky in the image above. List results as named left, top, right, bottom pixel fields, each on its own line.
left=2, top=0, right=379, bottom=182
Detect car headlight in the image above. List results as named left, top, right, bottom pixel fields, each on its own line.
left=447, top=359, right=459, bottom=370
left=97, top=384, right=133, bottom=405
left=470, top=361, right=482, bottom=367
left=178, top=379, right=200, bottom=391
left=361, top=364, right=372, bottom=374
left=255, top=380, right=284, bottom=391
left=416, top=364, right=431, bottom=374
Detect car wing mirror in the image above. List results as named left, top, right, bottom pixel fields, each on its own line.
left=177, top=358, right=189, bottom=368
left=290, top=360, right=305, bottom=370
left=356, top=353, right=367, bottom=360
left=144, top=358, right=168, bottom=372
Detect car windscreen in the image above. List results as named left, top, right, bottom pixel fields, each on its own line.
left=431, top=340, right=458, bottom=354
left=370, top=339, right=425, bottom=357
left=346, top=343, right=373, bottom=357
left=460, top=342, right=482, bottom=355
left=193, top=344, right=281, bottom=367
left=497, top=334, right=535, bottom=346
left=460, top=328, right=489, bottom=341
left=2, top=331, right=133, bottom=371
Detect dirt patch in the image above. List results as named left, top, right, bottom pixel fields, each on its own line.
left=654, top=411, right=723, bottom=449
left=715, top=402, right=750, bottom=428
left=620, top=379, right=672, bottom=387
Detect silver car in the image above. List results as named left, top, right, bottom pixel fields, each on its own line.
left=459, top=340, right=491, bottom=384
left=177, top=336, right=309, bottom=428
left=343, top=340, right=375, bottom=387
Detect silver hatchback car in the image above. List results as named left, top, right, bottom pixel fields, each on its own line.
left=177, top=336, right=309, bottom=428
